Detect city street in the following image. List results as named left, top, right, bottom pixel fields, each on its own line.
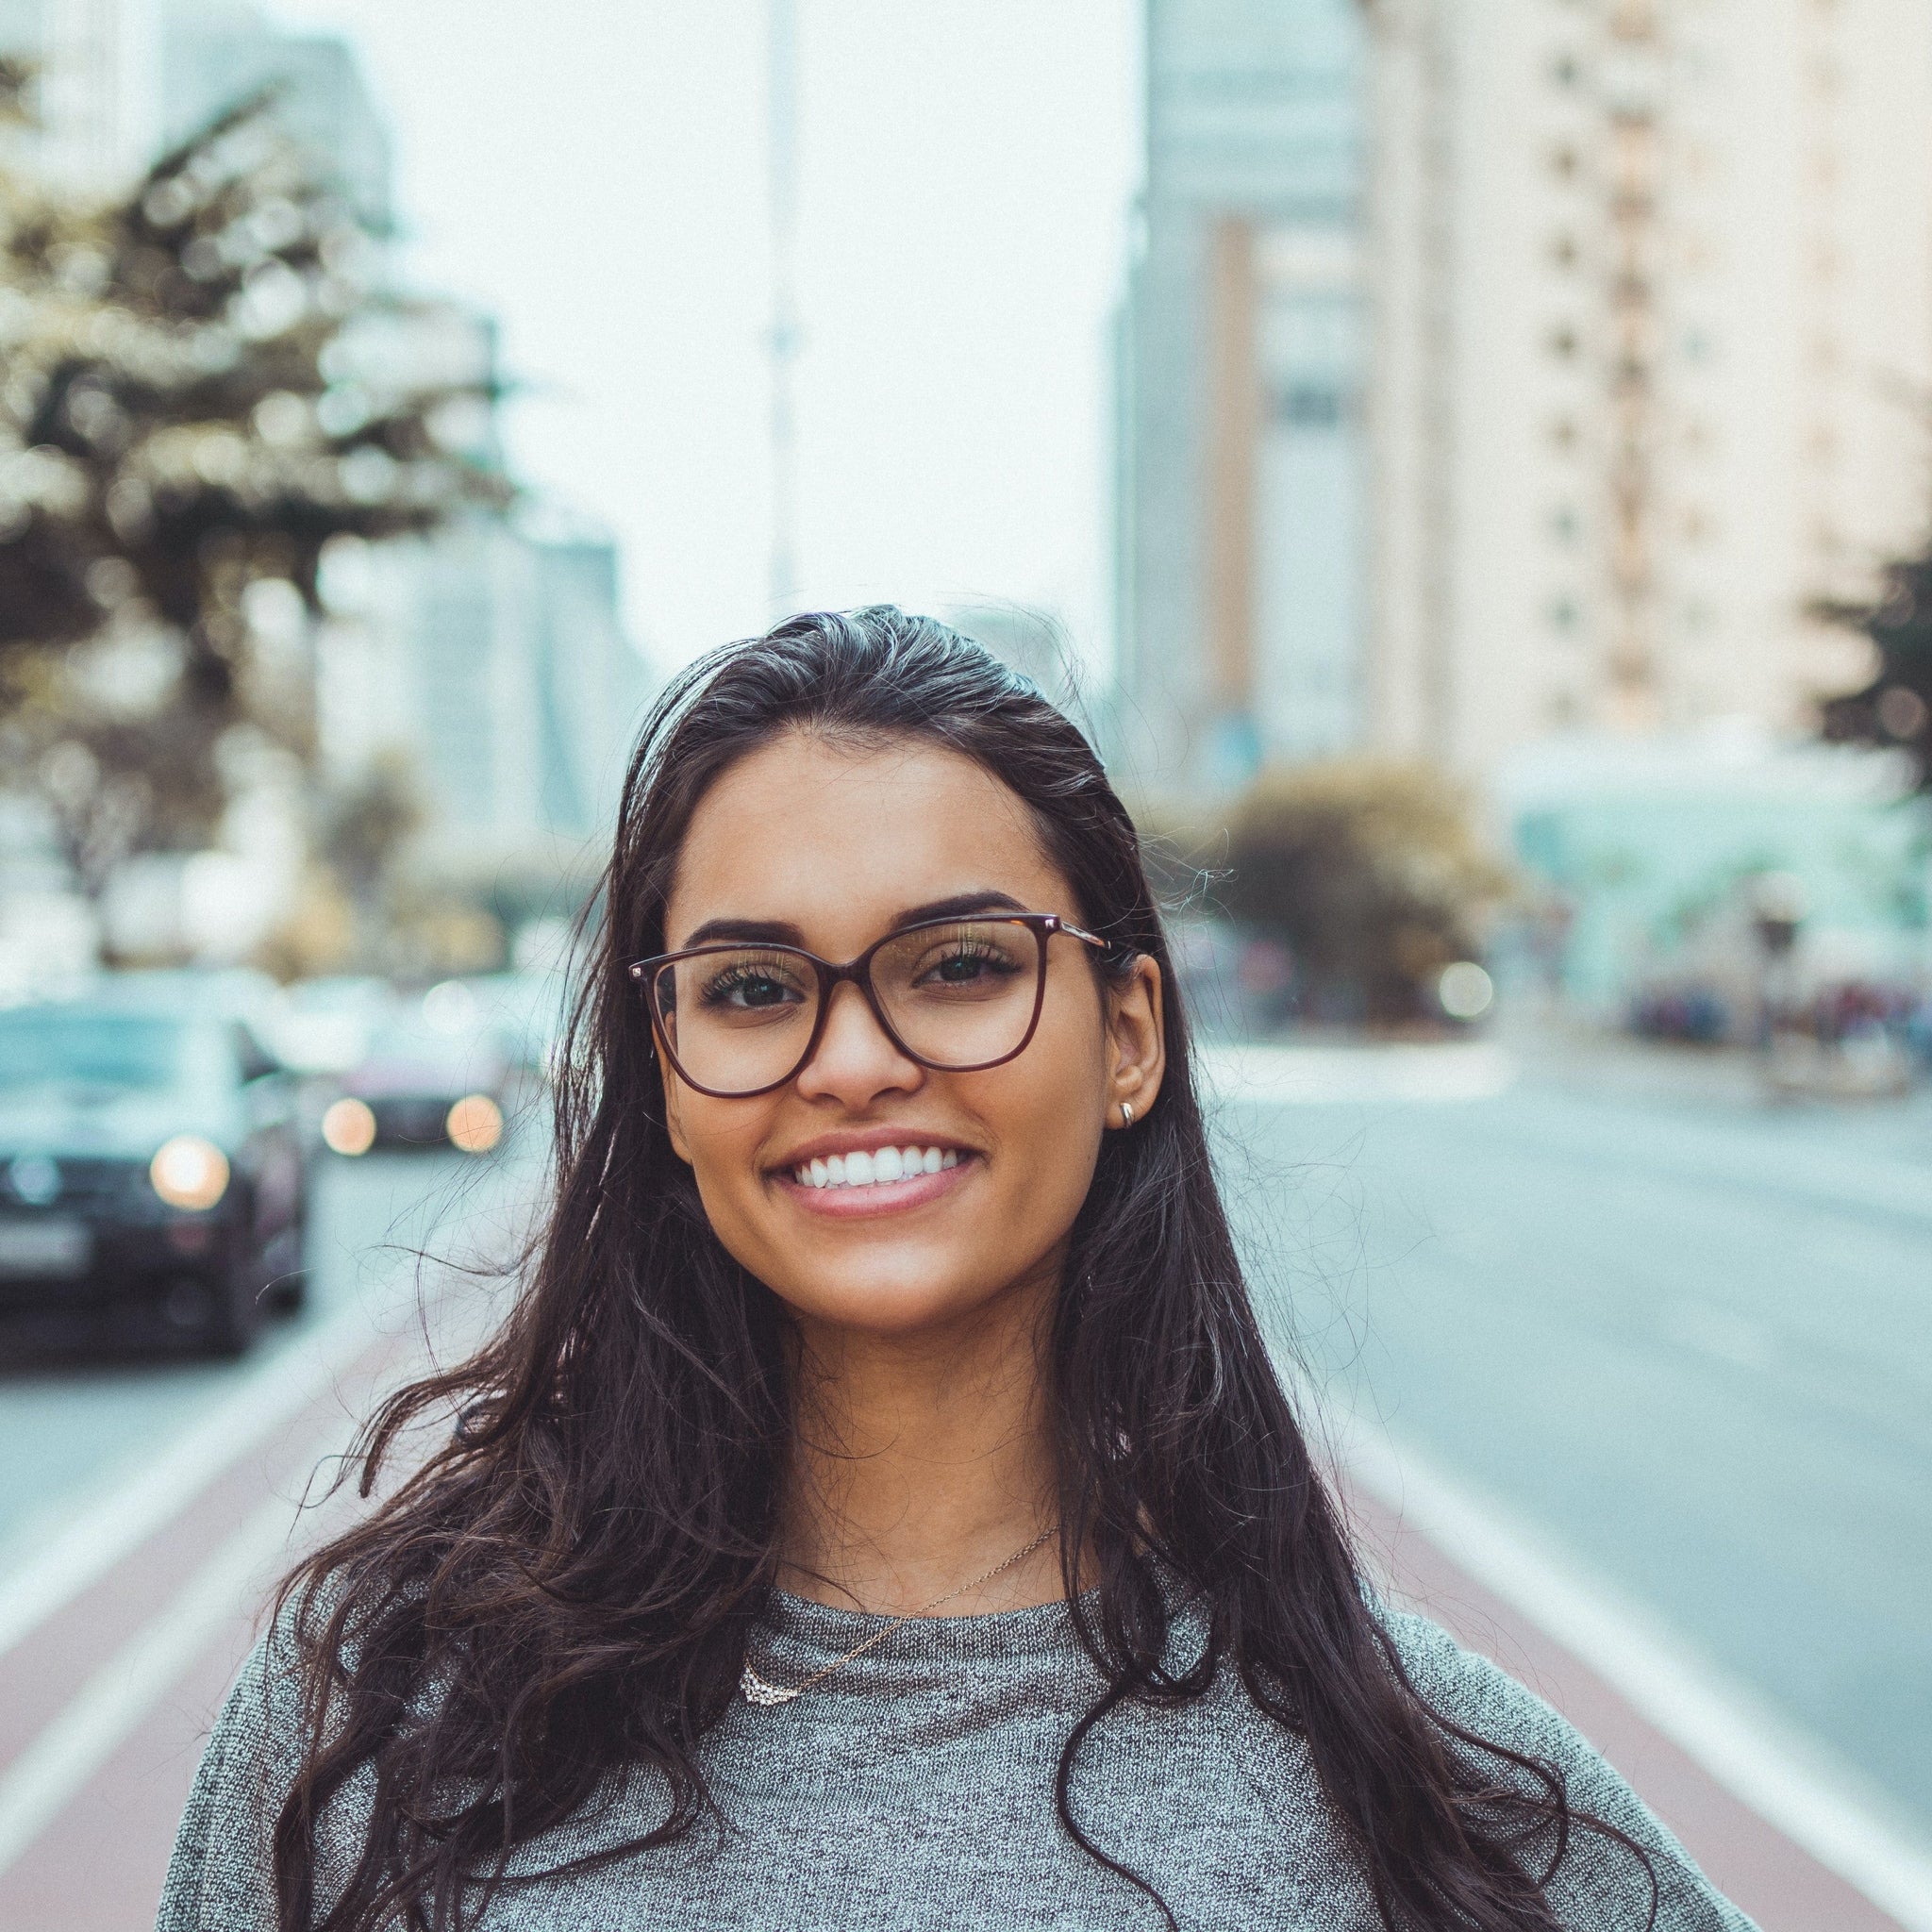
left=1212, top=1035, right=1932, bottom=1922
left=0, top=1042, right=1928, bottom=1927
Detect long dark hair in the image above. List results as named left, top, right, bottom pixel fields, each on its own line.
left=274, top=608, right=1650, bottom=1931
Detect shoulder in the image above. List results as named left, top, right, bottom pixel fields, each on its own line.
left=157, top=1596, right=334, bottom=1932
left=1377, top=1607, right=1585, bottom=1758
left=1373, top=1607, right=1760, bottom=1931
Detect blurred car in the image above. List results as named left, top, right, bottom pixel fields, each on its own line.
left=324, top=984, right=511, bottom=1157
left=0, top=993, right=308, bottom=1355
left=461, top=969, right=573, bottom=1084
left=265, top=974, right=397, bottom=1077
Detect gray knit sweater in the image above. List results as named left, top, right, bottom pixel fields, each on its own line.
left=158, top=1591, right=1757, bottom=1930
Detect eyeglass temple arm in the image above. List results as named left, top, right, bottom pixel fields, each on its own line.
left=1056, top=918, right=1124, bottom=957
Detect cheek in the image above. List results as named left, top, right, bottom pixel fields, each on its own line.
left=671, top=1097, right=772, bottom=1208
left=975, top=1005, right=1110, bottom=1202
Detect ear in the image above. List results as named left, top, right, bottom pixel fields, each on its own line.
left=1103, top=954, right=1165, bottom=1129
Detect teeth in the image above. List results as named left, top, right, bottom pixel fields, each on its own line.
left=790, top=1146, right=963, bottom=1190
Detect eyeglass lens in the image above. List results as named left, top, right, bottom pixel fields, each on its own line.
left=653, top=918, right=1042, bottom=1095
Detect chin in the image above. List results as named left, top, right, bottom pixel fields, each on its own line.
left=782, top=1267, right=1007, bottom=1339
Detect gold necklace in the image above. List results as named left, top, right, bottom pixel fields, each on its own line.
left=740, top=1524, right=1059, bottom=1707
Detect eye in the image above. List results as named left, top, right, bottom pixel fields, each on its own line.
left=699, top=960, right=808, bottom=1010
left=921, top=939, right=1024, bottom=988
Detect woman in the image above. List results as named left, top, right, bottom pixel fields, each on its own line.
left=159, top=608, right=1754, bottom=1932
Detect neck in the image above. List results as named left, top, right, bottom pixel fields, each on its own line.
left=778, top=1269, right=1062, bottom=1618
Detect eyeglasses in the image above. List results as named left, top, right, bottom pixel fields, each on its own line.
left=627, top=912, right=1110, bottom=1099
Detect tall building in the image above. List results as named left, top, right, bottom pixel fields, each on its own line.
left=159, top=0, right=390, bottom=225
left=320, top=513, right=649, bottom=874
left=1363, top=0, right=1932, bottom=778
left=1115, top=0, right=1368, bottom=799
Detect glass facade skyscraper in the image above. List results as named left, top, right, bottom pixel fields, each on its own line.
left=1115, top=0, right=1366, bottom=799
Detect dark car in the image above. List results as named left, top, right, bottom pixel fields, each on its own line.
left=323, top=991, right=510, bottom=1157
left=0, top=996, right=308, bottom=1355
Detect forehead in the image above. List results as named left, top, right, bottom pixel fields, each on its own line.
left=663, top=730, right=1069, bottom=953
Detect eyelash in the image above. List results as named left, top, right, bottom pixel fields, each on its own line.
left=699, top=964, right=800, bottom=1006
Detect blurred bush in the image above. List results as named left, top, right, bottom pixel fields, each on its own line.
left=1220, top=759, right=1511, bottom=1024
left=1816, top=548, right=1932, bottom=787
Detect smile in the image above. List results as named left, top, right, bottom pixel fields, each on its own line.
left=791, top=1145, right=961, bottom=1190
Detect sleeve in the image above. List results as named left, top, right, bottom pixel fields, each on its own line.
left=155, top=1623, right=305, bottom=1932
left=1381, top=1609, right=1762, bottom=1932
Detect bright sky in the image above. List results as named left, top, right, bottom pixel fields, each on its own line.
left=262, top=0, right=1143, bottom=677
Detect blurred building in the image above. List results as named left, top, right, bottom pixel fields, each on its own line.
left=1363, top=0, right=1932, bottom=776
left=1114, top=0, right=1368, bottom=799
left=159, top=0, right=391, bottom=225
left=319, top=512, right=648, bottom=876
left=1503, top=724, right=1925, bottom=1015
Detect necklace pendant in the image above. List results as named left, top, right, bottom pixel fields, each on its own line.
left=741, top=1663, right=802, bottom=1707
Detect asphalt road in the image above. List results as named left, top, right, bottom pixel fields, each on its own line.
left=1, top=1043, right=1926, bottom=1871
left=1217, top=1053, right=1932, bottom=1841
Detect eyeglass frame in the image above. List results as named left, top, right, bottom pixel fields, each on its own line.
left=626, top=911, right=1113, bottom=1100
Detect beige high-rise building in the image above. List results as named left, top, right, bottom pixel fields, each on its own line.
left=1362, top=0, right=1932, bottom=777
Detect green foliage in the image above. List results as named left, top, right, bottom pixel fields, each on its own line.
left=1221, top=759, right=1511, bottom=1022
left=0, top=87, right=508, bottom=887
left=1815, top=551, right=1932, bottom=789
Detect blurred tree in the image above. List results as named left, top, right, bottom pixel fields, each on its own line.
left=1221, top=760, right=1511, bottom=1024
left=0, top=73, right=508, bottom=892
left=1814, top=551, right=1932, bottom=790
left=320, top=745, right=421, bottom=910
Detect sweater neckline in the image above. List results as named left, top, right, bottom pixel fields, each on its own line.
left=760, top=1585, right=1091, bottom=1667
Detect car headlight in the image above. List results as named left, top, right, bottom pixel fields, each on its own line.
left=321, top=1096, right=377, bottom=1156
left=150, top=1135, right=231, bottom=1211
left=445, top=1093, right=503, bottom=1155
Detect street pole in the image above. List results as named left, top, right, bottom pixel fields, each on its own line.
left=767, top=0, right=800, bottom=623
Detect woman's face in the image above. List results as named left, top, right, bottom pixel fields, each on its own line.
left=656, top=729, right=1164, bottom=1342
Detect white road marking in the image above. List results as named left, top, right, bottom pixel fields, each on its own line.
left=0, top=1290, right=393, bottom=1665
left=1343, top=1424, right=1932, bottom=1931
left=0, top=1491, right=298, bottom=1878
left=1198, top=1041, right=1519, bottom=1106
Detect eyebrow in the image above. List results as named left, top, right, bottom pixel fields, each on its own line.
left=675, top=890, right=1029, bottom=953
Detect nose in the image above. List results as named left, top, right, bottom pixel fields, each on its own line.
left=792, top=979, right=923, bottom=1106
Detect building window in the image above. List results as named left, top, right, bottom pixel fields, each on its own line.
left=1550, top=416, right=1581, bottom=452
left=1550, top=504, right=1582, bottom=543
left=1547, top=324, right=1581, bottom=358
left=1548, top=594, right=1582, bottom=632
left=1271, top=384, right=1347, bottom=428
left=1550, top=231, right=1581, bottom=270
left=1548, top=143, right=1583, bottom=181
